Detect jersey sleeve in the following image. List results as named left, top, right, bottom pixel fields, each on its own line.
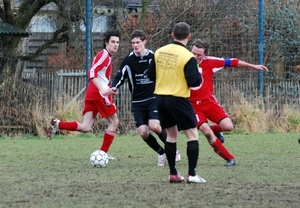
left=147, top=57, right=156, bottom=82
left=88, top=50, right=108, bottom=79
left=224, top=58, right=239, bottom=67
left=184, top=57, right=202, bottom=88
left=209, top=56, right=239, bottom=68
left=111, top=57, right=129, bottom=89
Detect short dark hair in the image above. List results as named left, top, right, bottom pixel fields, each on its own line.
left=103, top=29, right=121, bottom=48
left=131, top=30, right=147, bottom=41
left=191, top=39, right=210, bottom=55
left=173, top=22, right=190, bottom=40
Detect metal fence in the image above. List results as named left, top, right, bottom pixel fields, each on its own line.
left=2, top=0, right=300, bottom=135
left=21, top=68, right=300, bottom=124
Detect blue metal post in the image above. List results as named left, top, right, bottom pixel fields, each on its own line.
left=258, top=0, right=264, bottom=95
left=85, top=0, right=92, bottom=87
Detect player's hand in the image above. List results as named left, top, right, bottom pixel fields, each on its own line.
left=99, top=87, right=111, bottom=96
left=255, top=65, right=269, bottom=72
left=100, top=87, right=117, bottom=96
left=110, top=87, right=118, bottom=96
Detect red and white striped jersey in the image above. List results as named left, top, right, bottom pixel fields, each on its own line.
left=85, top=49, right=112, bottom=100
left=190, top=56, right=238, bottom=102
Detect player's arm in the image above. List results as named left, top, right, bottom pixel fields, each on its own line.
left=184, top=57, right=202, bottom=88
left=111, top=67, right=127, bottom=91
left=92, top=78, right=115, bottom=96
left=225, top=58, right=269, bottom=72
left=147, top=57, right=156, bottom=81
left=111, top=59, right=129, bottom=91
left=236, top=60, right=269, bottom=72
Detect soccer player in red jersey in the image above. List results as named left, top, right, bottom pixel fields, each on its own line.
left=190, top=39, right=269, bottom=166
left=47, top=29, right=121, bottom=160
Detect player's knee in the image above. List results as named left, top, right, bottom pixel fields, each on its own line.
left=219, top=119, right=234, bottom=132
left=138, top=130, right=148, bottom=139
left=109, top=118, right=119, bottom=129
left=221, top=123, right=234, bottom=132
left=114, top=118, right=119, bottom=127
left=200, top=126, right=211, bottom=138
left=149, top=124, right=160, bottom=133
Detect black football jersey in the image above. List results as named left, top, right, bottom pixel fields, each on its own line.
left=112, top=49, right=155, bottom=103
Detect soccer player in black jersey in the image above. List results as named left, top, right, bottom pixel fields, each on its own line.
left=111, top=30, right=181, bottom=166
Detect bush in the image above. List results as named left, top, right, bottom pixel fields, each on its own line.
left=0, top=77, right=299, bottom=137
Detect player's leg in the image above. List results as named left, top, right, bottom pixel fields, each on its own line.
left=155, top=95, right=184, bottom=182
left=100, top=113, right=118, bottom=160
left=202, top=97, right=227, bottom=142
left=54, top=112, right=94, bottom=132
left=97, top=98, right=119, bottom=159
left=138, top=123, right=165, bottom=155
left=172, top=97, right=205, bottom=183
left=203, top=101, right=236, bottom=166
left=193, top=102, right=235, bottom=166
left=145, top=99, right=167, bottom=143
left=47, top=100, right=96, bottom=139
left=209, top=102, right=233, bottom=142
left=147, top=99, right=181, bottom=162
left=182, top=128, right=206, bottom=183
left=210, top=123, right=225, bottom=143
left=133, top=102, right=167, bottom=166
left=209, top=127, right=235, bottom=165
left=137, top=123, right=167, bottom=166
left=210, top=117, right=233, bottom=142
left=216, top=117, right=234, bottom=132
left=199, top=122, right=235, bottom=165
left=165, top=126, right=184, bottom=182
left=149, top=119, right=166, bottom=143
left=149, top=118, right=181, bottom=163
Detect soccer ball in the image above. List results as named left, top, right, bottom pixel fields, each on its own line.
left=90, top=150, right=109, bottom=167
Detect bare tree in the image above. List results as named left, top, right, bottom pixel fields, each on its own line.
left=0, top=0, right=84, bottom=74
left=115, top=0, right=221, bottom=49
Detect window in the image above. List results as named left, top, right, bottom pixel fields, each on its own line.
left=28, top=15, right=57, bottom=33
left=79, top=15, right=108, bottom=32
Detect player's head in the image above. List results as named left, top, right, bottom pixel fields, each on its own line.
left=172, top=22, right=191, bottom=41
left=103, top=29, right=121, bottom=54
left=191, top=39, right=210, bottom=63
left=131, top=29, right=147, bottom=54
left=131, top=30, right=147, bottom=41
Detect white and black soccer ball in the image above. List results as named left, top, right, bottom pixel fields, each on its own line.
left=90, top=150, right=109, bottom=167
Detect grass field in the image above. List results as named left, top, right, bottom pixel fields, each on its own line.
left=1, top=132, right=299, bottom=208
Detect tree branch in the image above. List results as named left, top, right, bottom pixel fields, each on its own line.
left=20, top=24, right=69, bottom=61
left=3, top=0, right=14, bottom=23
left=0, top=7, right=5, bottom=21
left=16, top=0, right=57, bottom=29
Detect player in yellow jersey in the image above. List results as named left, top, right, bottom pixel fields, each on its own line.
left=148, top=22, right=206, bottom=183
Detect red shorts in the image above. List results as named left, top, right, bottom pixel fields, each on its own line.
left=83, top=95, right=117, bottom=118
left=191, top=96, right=228, bottom=127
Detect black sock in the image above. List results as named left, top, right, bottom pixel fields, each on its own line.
left=165, top=141, right=177, bottom=175
left=187, top=140, right=199, bottom=176
left=144, top=133, right=165, bottom=155
left=156, top=129, right=167, bottom=144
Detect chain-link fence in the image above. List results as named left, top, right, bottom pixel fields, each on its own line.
left=1, top=0, right=300, bottom=135
left=112, top=0, right=300, bottom=113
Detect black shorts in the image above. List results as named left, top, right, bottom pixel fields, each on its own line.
left=132, top=98, right=160, bottom=127
left=156, top=95, right=197, bottom=131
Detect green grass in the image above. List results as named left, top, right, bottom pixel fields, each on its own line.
left=0, top=132, right=299, bottom=208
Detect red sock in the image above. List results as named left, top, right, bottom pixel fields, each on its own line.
left=211, top=139, right=234, bottom=160
left=58, top=121, right=78, bottom=131
left=210, top=124, right=222, bottom=133
left=100, top=130, right=115, bottom=153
